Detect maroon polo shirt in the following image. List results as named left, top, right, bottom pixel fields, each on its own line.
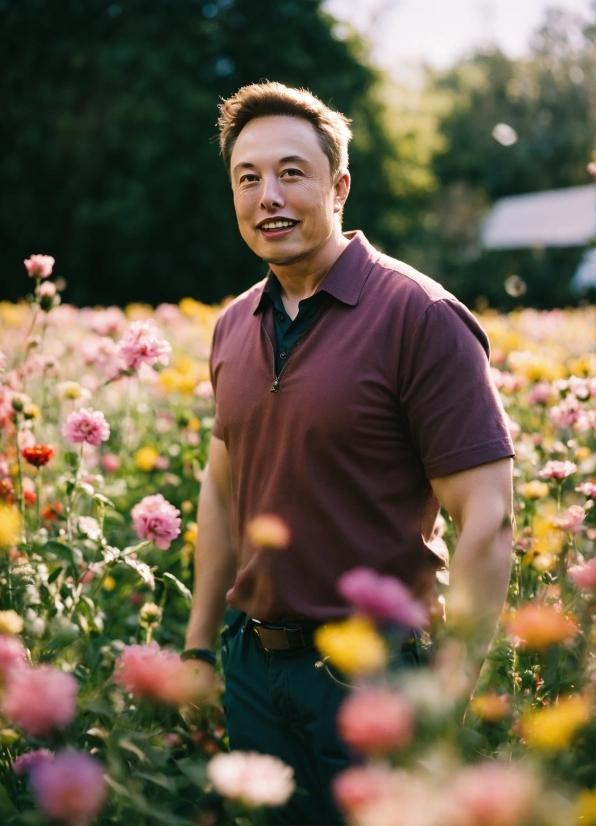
left=210, top=231, right=514, bottom=624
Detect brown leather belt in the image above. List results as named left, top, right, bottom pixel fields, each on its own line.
left=250, top=618, right=317, bottom=651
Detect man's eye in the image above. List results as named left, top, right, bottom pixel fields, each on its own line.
left=240, top=174, right=259, bottom=183
left=282, top=168, right=302, bottom=177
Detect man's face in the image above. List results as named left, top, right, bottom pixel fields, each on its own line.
left=230, top=116, right=349, bottom=267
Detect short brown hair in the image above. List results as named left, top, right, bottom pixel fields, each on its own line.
left=218, top=81, right=352, bottom=178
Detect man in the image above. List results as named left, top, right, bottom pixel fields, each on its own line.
left=184, top=82, right=514, bottom=825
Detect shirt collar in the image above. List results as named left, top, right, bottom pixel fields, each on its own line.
left=253, top=230, right=377, bottom=316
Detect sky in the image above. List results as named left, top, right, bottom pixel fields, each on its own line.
left=324, top=0, right=595, bottom=78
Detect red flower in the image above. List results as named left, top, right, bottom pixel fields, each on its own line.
left=24, top=490, right=37, bottom=507
left=42, top=502, right=64, bottom=521
left=21, top=445, right=54, bottom=467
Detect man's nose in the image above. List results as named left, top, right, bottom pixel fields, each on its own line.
left=260, top=175, right=284, bottom=211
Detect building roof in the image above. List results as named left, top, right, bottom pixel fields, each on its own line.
left=481, top=185, right=596, bottom=249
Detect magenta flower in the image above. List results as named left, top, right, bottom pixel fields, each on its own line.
left=338, top=567, right=428, bottom=628
left=23, top=254, right=55, bottom=279
left=37, top=280, right=56, bottom=298
left=131, top=493, right=181, bottom=550
left=569, top=558, right=596, bottom=592
left=12, top=748, right=54, bottom=776
left=117, top=320, right=171, bottom=371
left=62, top=407, right=110, bottom=446
left=1, top=665, right=78, bottom=736
left=539, top=460, right=577, bottom=480
left=30, top=750, right=106, bottom=826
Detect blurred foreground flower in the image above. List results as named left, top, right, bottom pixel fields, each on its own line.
left=450, top=761, right=538, bottom=826
left=1, top=665, right=78, bottom=736
left=63, top=407, right=110, bottom=446
left=539, top=460, right=577, bottom=480
left=23, top=254, right=54, bottom=279
left=0, top=610, right=24, bottom=635
left=117, top=319, right=171, bottom=371
left=0, top=635, right=27, bottom=677
left=315, top=616, right=387, bottom=676
left=246, top=513, right=291, bottom=548
left=12, top=748, right=54, bottom=776
left=505, top=603, right=579, bottom=650
left=0, top=504, right=21, bottom=548
left=338, top=567, right=428, bottom=627
left=337, top=687, right=414, bottom=754
left=521, top=695, right=592, bottom=750
left=469, top=692, right=511, bottom=723
left=114, top=642, right=201, bottom=705
left=30, top=750, right=106, bottom=826
left=21, top=444, right=54, bottom=467
left=207, top=751, right=295, bottom=808
left=131, top=493, right=181, bottom=550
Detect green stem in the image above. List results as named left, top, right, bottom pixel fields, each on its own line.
left=14, top=432, right=26, bottom=541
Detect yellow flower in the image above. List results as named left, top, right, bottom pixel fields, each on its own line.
left=59, top=381, right=84, bottom=400
left=125, top=303, right=153, bottom=320
left=187, top=417, right=201, bottom=432
left=103, top=575, right=116, bottom=591
left=521, top=695, right=591, bottom=751
left=576, top=446, right=592, bottom=462
left=0, top=504, right=21, bottom=548
left=576, top=789, right=596, bottom=824
left=158, top=368, right=181, bottom=393
left=183, top=522, right=198, bottom=546
left=314, top=616, right=387, bottom=676
left=520, top=481, right=549, bottom=500
left=506, top=603, right=578, bottom=650
left=0, top=610, right=24, bottom=635
left=23, top=403, right=41, bottom=420
left=135, top=446, right=159, bottom=472
left=470, top=692, right=510, bottom=723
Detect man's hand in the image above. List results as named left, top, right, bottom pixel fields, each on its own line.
left=430, top=457, right=513, bottom=698
left=180, top=660, right=223, bottom=725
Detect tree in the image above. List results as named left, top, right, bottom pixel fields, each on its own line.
left=0, top=0, right=410, bottom=306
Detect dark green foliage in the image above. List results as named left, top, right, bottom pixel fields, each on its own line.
left=0, top=0, right=404, bottom=306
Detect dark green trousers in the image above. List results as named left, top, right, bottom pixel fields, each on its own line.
left=221, top=611, right=351, bottom=826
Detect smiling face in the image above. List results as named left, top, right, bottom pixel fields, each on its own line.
left=230, top=116, right=350, bottom=271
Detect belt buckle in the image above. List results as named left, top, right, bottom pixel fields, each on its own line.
left=251, top=620, right=303, bottom=651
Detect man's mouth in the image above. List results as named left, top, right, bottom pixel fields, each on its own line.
left=258, top=219, right=299, bottom=232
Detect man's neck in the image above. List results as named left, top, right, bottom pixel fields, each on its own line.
left=270, top=230, right=350, bottom=319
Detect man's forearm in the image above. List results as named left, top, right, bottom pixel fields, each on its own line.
left=185, top=469, right=236, bottom=650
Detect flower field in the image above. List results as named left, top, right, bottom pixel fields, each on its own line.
left=0, top=259, right=596, bottom=825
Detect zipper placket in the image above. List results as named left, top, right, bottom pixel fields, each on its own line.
left=263, top=299, right=328, bottom=393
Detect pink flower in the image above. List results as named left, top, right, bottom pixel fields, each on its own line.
left=338, top=567, right=428, bottom=628
left=117, top=320, right=171, bottom=371
left=1, top=665, right=78, bottom=736
left=576, top=481, right=596, bottom=497
left=30, top=750, right=106, bottom=826
left=24, top=255, right=55, bottom=279
left=62, top=408, right=110, bottom=446
left=539, top=460, right=577, bottom=480
left=0, top=635, right=27, bottom=677
left=37, top=281, right=56, bottom=298
left=131, top=493, right=181, bottom=549
left=569, top=558, right=596, bottom=591
left=13, top=748, right=54, bottom=776
left=450, top=762, right=538, bottom=826
left=101, top=452, right=121, bottom=473
left=588, top=161, right=596, bottom=177
left=17, top=429, right=36, bottom=452
left=526, top=381, right=553, bottom=405
left=114, top=643, right=199, bottom=705
left=333, top=765, right=396, bottom=816
left=337, top=687, right=414, bottom=754
left=195, top=380, right=214, bottom=399
left=207, top=751, right=295, bottom=808
left=554, top=504, right=586, bottom=533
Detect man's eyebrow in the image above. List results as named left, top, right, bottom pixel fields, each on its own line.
left=232, top=155, right=311, bottom=174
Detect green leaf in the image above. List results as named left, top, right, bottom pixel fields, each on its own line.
left=92, top=492, right=115, bottom=507
left=176, top=757, right=208, bottom=786
left=118, top=738, right=146, bottom=761
left=47, top=566, right=63, bottom=584
left=163, top=572, right=192, bottom=605
left=64, top=451, right=79, bottom=468
left=0, top=783, right=17, bottom=819
left=123, top=557, right=155, bottom=589
left=78, top=481, right=95, bottom=496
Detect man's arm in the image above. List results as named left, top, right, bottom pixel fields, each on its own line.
left=430, top=457, right=513, bottom=693
left=184, top=435, right=237, bottom=673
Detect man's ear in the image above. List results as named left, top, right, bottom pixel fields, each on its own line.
left=333, top=170, right=351, bottom=215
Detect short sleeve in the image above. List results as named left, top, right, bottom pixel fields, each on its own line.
left=209, top=317, right=224, bottom=441
left=400, top=299, right=514, bottom=478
